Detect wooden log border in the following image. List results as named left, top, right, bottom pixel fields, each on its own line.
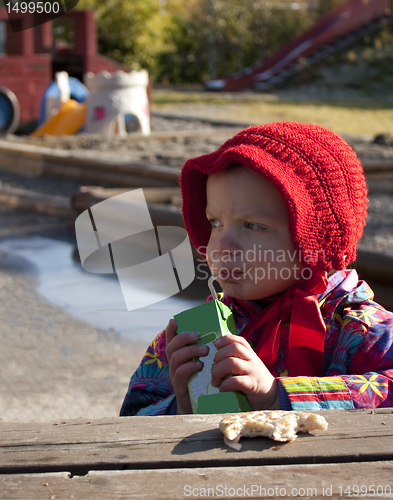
left=1, top=138, right=393, bottom=188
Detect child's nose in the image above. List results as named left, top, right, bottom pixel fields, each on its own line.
left=214, top=228, right=241, bottom=256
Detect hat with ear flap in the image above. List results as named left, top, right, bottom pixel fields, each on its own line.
left=180, top=121, right=368, bottom=272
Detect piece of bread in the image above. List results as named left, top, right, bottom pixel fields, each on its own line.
left=219, top=410, right=328, bottom=450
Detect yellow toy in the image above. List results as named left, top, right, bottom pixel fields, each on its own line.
left=31, top=100, right=86, bottom=137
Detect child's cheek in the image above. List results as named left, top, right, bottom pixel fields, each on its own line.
left=205, top=247, right=214, bottom=270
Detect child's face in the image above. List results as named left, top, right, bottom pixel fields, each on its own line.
left=205, top=164, right=303, bottom=301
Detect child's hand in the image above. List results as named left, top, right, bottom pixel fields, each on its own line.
left=211, top=334, right=279, bottom=410
left=165, top=319, right=209, bottom=415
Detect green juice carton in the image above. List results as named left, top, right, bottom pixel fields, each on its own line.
left=174, top=297, right=252, bottom=414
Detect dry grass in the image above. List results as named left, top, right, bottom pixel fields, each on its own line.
left=152, top=90, right=393, bottom=137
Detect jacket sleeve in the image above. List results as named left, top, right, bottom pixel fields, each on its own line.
left=120, top=329, right=177, bottom=416
left=278, top=300, right=393, bottom=411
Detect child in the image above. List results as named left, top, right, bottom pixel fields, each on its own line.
left=120, top=121, right=393, bottom=416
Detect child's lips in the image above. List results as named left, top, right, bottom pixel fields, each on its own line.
left=216, top=268, right=244, bottom=283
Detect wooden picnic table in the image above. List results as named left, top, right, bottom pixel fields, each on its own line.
left=0, top=409, right=393, bottom=499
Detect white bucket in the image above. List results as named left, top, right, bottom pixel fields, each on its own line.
left=84, top=70, right=150, bottom=136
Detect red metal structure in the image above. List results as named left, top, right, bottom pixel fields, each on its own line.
left=0, top=10, right=128, bottom=127
left=206, top=0, right=390, bottom=92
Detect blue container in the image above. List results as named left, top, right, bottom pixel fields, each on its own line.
left=38, top=77, right=89, bottom=126
left=0, top=86, right=20, bottom=135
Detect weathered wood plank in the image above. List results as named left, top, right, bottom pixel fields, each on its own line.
left=0, top=186, right=75, bottom=217
left=362, top=159, right=393, bottom=171
left=1, top=461, right=393, bottom=499
left=355, top=250, right=393, bottom=286
left=74, top=186, right=181, bottom=205
left=0, top=139, right=181, bottom=186
left=0, top=410, right=393, bottom=473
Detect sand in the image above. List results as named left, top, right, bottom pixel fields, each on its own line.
left=0, top=224, right=147, bottom=422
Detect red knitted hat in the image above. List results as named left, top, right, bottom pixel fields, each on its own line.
left=180, top=121, right=368, bottom=272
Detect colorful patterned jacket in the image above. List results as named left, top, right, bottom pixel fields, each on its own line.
left=120, top=270, right=393, bottom=416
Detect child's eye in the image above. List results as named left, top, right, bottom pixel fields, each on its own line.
left=208, top=218, right=222, bottom=228
left=245, top=222, right=265, bottom=230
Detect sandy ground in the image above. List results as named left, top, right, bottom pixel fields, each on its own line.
left=0, top=210, right=147, bottom=422
left=7, top=112, right=393, bottom=169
